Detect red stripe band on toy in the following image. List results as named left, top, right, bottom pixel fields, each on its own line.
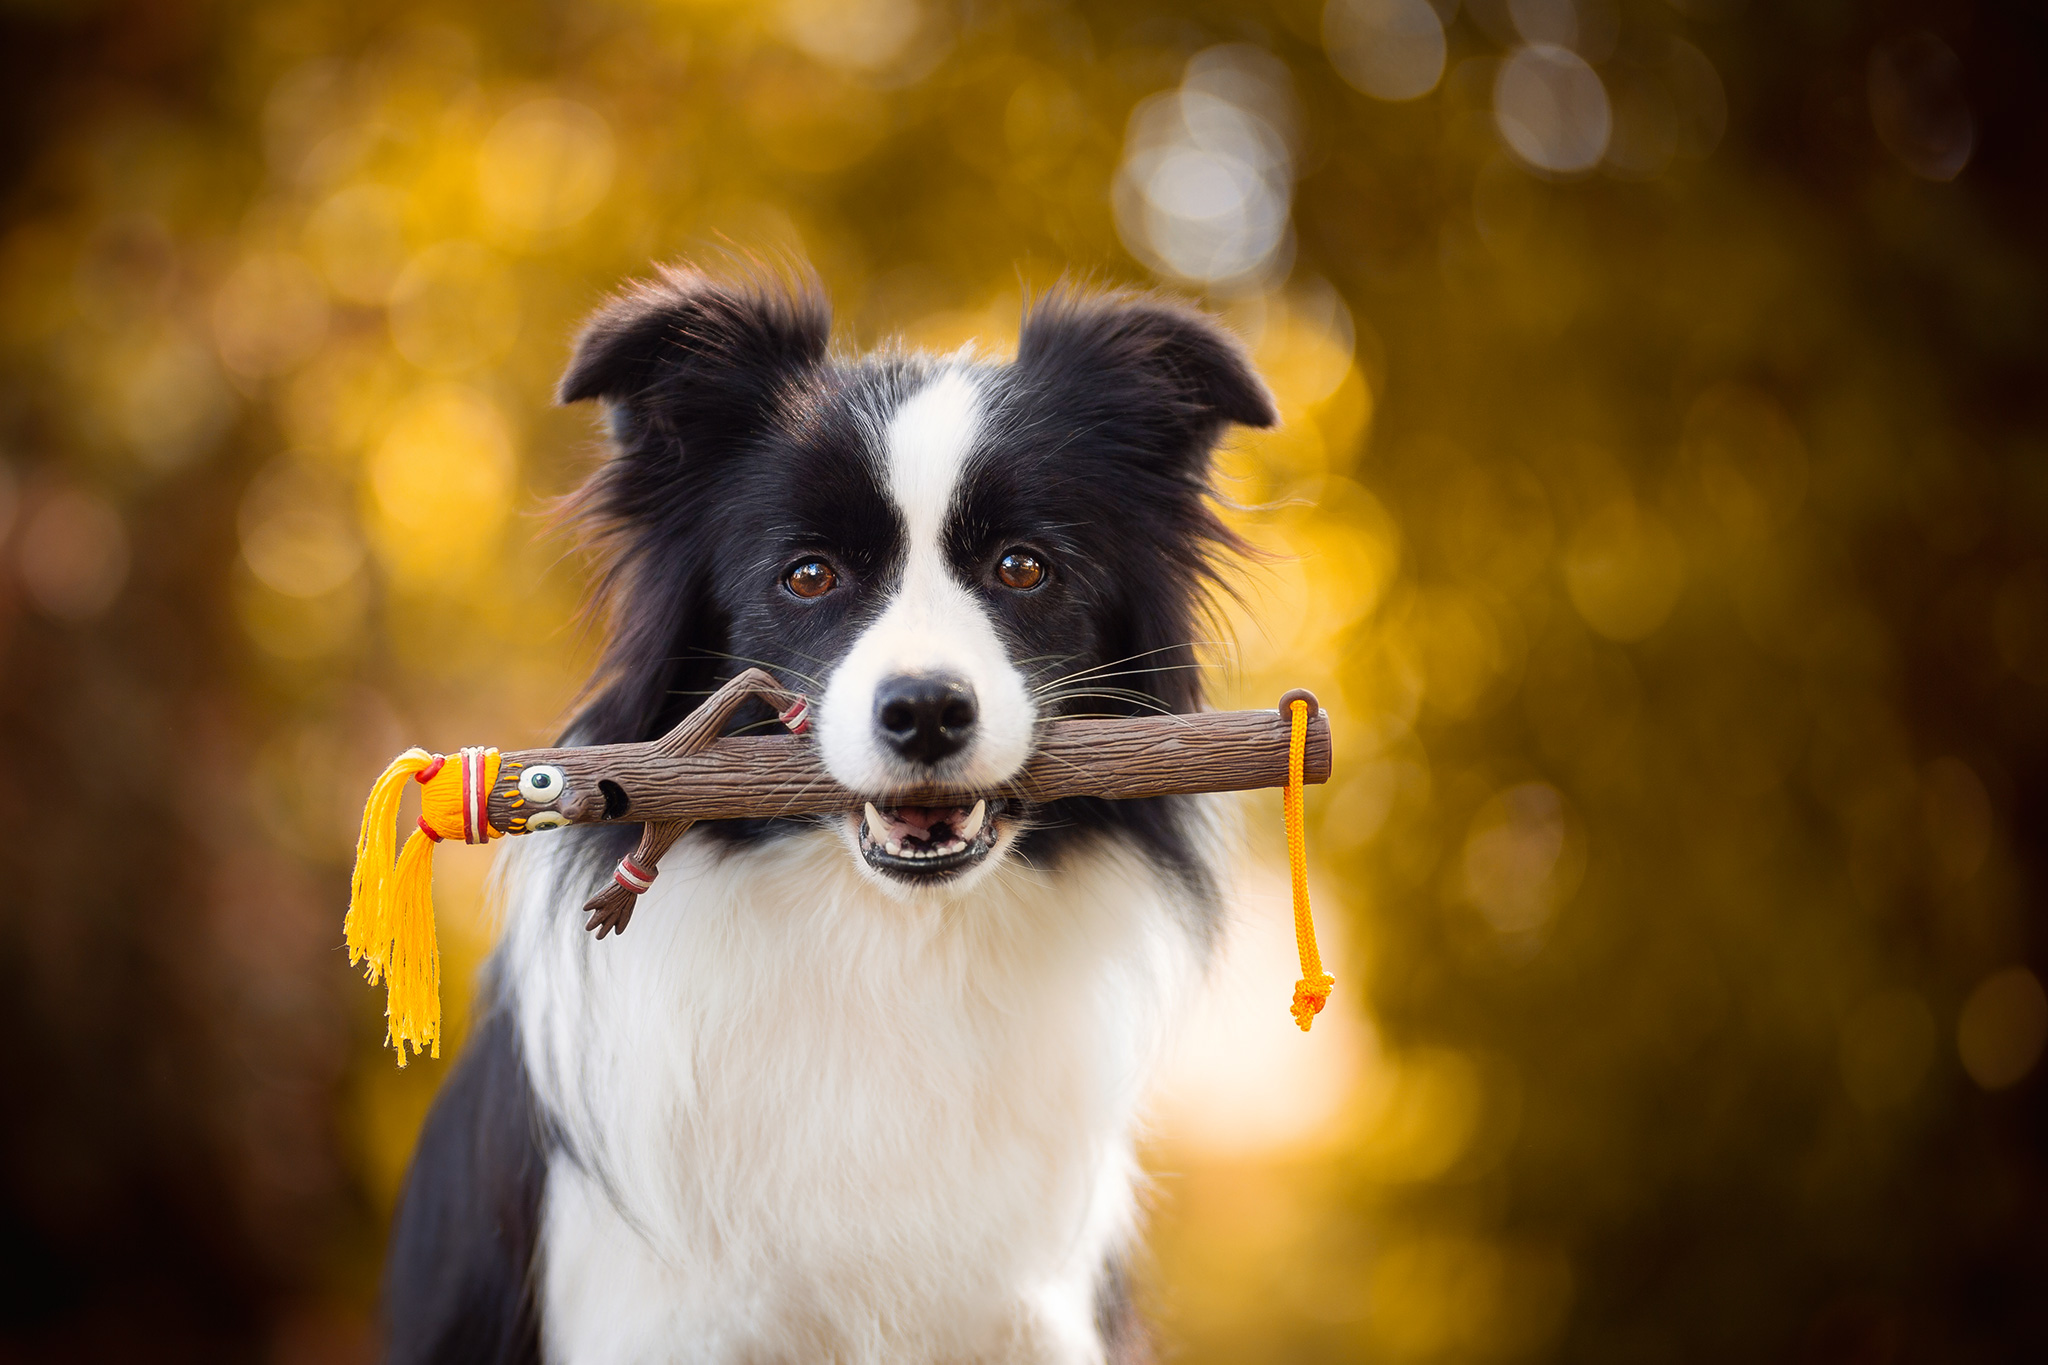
left=459, top=748, right=477, bottom=843
left=463, top=747, right=493, bottom=844
left=417, top=816, right=443, bottom=843
left=778, top=696, right=810, bottom=735
left=416, top=755, right=447, bottom=785
left=612, top=856, right=656, bottom=895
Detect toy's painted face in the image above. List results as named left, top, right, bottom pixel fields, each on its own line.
left=514, top=764, right=571, bottom=832
left=559, top=273, right=1274, bottom=896
left=518, top=765, right=567, bottom=803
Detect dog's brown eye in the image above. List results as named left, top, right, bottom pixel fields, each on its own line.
left=997, top=551, right=1045, bottom=591
left=785, top=560, right=837, bottom=599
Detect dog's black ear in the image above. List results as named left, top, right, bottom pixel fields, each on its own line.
left=557, top=264, right=831, bottom=441
left=1014, top=288, right=1278, bottom=453
left=559, top=266, right=830, bottom=748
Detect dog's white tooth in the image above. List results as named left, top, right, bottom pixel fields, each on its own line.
left=887, top=839, right=902, bottom=856
left=864, top=802, right=885, bottom=844
left=961, top=798, right=987, bottom=841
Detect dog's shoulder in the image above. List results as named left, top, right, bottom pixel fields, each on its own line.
left=383, top=985, right=548, bottom=1365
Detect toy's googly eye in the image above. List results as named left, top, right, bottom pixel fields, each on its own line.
left=518, top=765, right=567, bottom=803
left=525, top=811, right=570, bottom=832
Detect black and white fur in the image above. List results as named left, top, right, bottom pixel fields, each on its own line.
left=383, top=265, right=1277, bottom=1364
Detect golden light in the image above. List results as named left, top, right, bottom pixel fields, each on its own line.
left=366, top=383, right=516, bottom=586
left=1459, top=781, right=1582, bottom=941
left=212, top=251, right=332, bottom=380
left=1563, top=497, right=1686, bottom=643
left=477, top=99, right=617, bottom=235
left=1323, top=0, right=1448, bottom=104
left=1151, top=859, right=1371, bottom=1157
left=239, top=458, right=366, bottom=599
left=306, top=184, right=413, bottom=305
left=387, top=242, right=522, bottom=374
left=1958, top=969, right=2048, bottom=1091
left=15, top=488, right=129, bottom=621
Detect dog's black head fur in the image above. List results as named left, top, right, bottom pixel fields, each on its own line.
left=556, top=263, right=1275, bottom=888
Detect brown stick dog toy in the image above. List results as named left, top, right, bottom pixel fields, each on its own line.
left=345, top=668, right=1334, bottom=1063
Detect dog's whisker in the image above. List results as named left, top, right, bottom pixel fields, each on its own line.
left=686, top=648, right=828, bottom=687
left=1030, top=641, right=1223, bottom=683
left=1028, top=660, right=1220, bottom=692
left=1036, top=703, right=1181, bottom=723
left=1034, top=683, right=1181, bottom=704
left=1027, top=648, right=1226, bottom=695
left=1032, top=690, right=1194, bottom=723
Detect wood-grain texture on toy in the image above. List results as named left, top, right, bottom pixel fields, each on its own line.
left=489, top=700, right=1331, bottom=832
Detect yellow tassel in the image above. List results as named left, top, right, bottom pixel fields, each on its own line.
left=1285, top=699, right=1334, bottom=1032
left=346, top=746, right=501, bottom=1066
left=383, top=826, right=443, bottom=1065
left=345, top=749, right=434, bottom=982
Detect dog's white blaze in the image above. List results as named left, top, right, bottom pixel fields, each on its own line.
left=501, top=816, right=1212, bottom=1362
left=888, top=364, right=982, bottom=551
left=816, top=365, right=1036, bottom=799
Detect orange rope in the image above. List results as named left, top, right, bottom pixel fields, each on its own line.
left=1286, top=698, right=1334, bottom=1031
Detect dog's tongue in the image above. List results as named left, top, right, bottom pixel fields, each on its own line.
left=886, top=805, right=953, bottom=837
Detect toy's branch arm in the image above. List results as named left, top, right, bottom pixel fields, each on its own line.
left=649, top=668, right=799, bottom=757
left=575, top=668, right=806, bottom=939
left=579, top=821, right=688, bottom=939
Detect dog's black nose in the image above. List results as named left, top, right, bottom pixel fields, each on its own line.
left=875, top=674, right=978, bottom=765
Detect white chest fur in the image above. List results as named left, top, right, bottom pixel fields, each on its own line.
left=495, top=823, right=1208, bottom=1365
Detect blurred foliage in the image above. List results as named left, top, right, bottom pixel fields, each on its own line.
left=2, top=0, right=2046, bottom=1361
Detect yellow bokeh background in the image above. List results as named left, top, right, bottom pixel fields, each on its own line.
left=2, top=0, right=2044, bottom=1360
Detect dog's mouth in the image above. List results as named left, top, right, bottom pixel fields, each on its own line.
left=855, top=797, right=1006, bottom=882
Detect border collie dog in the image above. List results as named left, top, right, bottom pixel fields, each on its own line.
left=385, top=265, right=1277, bottom=1364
